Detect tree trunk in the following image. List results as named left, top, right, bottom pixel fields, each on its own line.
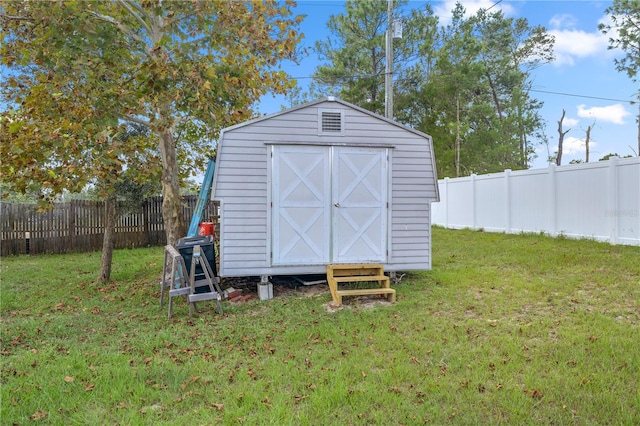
left=158, top=128, right=185, bottom=246
left=486, top=72, right=503, bottom=121
left=517, top=102, right=528, bottom=168
left=99, top=196, right=116, bottom=282
left=556, top=109, right=570, bottom=166
left=585, top=125, right=591, bottom=163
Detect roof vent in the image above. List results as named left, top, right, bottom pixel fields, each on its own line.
left=319, top=109, right=345, bottom=135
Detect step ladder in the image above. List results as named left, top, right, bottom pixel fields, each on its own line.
left=160, top=245, right=222, bottom=318
left=160, top=245, right=191, bottom=318
left=187, top=244, right=223, bottom=317
left=326, top=264, right=396, bottom=307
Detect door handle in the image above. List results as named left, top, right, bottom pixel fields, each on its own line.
left=334, top=202, right=340, bottom=207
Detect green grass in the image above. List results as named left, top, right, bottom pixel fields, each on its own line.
left=1, top=228, right=639, bottom=425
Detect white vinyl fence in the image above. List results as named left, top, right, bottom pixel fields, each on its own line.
left=432, top=157, right=640, bottom=246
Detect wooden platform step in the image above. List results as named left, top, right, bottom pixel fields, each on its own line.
left=326, top=264, right=396, bottom=307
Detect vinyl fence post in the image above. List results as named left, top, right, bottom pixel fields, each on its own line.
left=608, top=156, right=619, bottom=245
left=504, top=169, right=512, bottom=234
left=548, top=163, right=557, bottom=237
left=471, top=174, right=477, bottom=229
left=443, top=177, right=449, bottom=229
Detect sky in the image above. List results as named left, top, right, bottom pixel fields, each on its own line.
left=258, top=0, right=639, bottom=170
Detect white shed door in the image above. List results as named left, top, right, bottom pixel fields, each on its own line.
left=272, top=146, right=387, bottom=265
left=272, top=146, right=331, bottom=265
left=333, top=148, right=387, bottom=263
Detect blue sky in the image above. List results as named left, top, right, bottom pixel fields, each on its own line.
left=259, top=0, right=639, bottom=169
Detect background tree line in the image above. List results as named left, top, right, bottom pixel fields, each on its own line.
left=294, top=0, right=639, bottom=178
left=295, top=0, right=554, bottom=178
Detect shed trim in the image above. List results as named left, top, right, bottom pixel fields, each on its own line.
left=264, top=141, right=395, bottom=149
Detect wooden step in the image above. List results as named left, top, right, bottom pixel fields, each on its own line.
left=331, top=275, right=389, bottom=283
left=336, top=288, right=395, bottom=300
left=327, top=264, right=395, bottom=306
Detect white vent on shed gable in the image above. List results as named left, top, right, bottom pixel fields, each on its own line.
left=318, top=108, right=345, bottom=136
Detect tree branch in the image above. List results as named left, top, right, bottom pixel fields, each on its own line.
left=121, top=114, right=151, bottom=128
left=116, top=0, right=153, bottom=35
left=0, top=13, right=35, bottom=22
left=89, top=11, right=145, bottom=45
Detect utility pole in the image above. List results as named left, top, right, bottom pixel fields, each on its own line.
left=385, top=0, right=393, bottom=119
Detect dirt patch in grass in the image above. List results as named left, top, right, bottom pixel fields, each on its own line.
left=222, top=274, right=395, bottom=310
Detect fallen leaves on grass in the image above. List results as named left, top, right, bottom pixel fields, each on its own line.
left=524, top=388, right=544, bottom=399
left=294, top=394, right=309, bottom=404
left=261, top=397, right=272, bottom=408
left=64, top=376, right=74, bottom=383
left=31, top=409, right=48, bottom=421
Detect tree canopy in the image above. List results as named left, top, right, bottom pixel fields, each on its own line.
left=1, top=0, right=304, bottom=244
left=304, top=0, right=554, bottom=177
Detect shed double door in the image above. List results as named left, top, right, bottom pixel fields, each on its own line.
left=272, top=145, right=388, bottom=265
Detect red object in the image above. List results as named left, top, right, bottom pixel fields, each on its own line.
left=198, top=222, right=215, bottom=236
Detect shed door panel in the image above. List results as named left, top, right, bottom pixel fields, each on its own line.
left=272, top=146, right=330, bottom=265
left=333, top=148, right=387, bottom=263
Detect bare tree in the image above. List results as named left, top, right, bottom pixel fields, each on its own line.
left=585, top=124, right=592, bottom=163
left=556, top=109, right=570, bottom=166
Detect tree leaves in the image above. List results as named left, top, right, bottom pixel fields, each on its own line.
left=308, top=1, right=554, bottom=176
left=1, top=0, right=303, bottom=242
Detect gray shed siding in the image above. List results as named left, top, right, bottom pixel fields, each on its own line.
left=212, top=99, right=438, bottom=277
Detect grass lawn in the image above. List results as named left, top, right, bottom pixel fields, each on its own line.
left=1, top=227, right=639, bottom=425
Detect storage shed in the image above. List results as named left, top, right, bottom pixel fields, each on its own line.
left=211, top=97, right=439, bottom=281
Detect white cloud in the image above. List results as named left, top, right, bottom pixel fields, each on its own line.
left=564, top=117, right=580, bottom=127
left=561, top=136, right=595, bottom=155
left=577, top=104, right=630, bottom=125
left=547, top=13, right=613, bottom=66
left=549, top=28, right=609, bottom=66
left=434, top=0, right=516, bottom=27
left=549, top=13, right=578, bottom=30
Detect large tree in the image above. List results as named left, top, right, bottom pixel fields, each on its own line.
left=1, top=0, right=303, bottom=245
left=410, top=4, right=553, bottom=177
left=305, top=1, right=553, bottom=177
left=599, top=0, right=640, bottom=155
left=311, top=0, right=438, bottom=117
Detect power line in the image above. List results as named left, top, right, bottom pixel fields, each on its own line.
left=290, top=73, right=637, bottom=104
left=530, top=89, right=636, bottom=105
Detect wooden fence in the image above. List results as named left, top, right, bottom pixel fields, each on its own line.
left=0, top=195, right=219, bottom=256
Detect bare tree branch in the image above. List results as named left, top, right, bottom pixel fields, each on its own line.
left=0, top=13, right=35, bottom=22
left=116, top=0, right=153, bottom=36
left=121, top=113, right=151, bottom=128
